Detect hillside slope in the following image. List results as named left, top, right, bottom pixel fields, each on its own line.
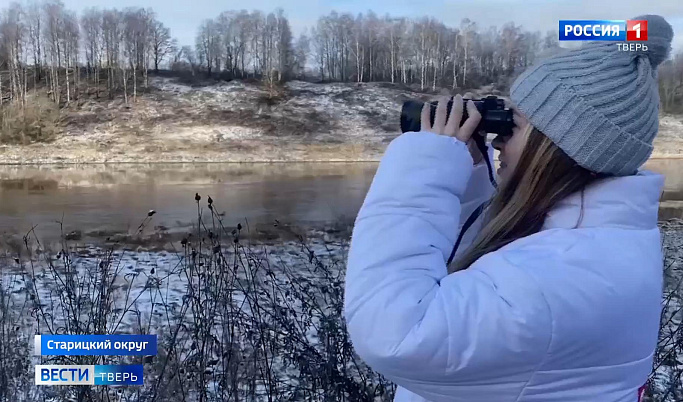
left=0, top=77, right=681, bottom=164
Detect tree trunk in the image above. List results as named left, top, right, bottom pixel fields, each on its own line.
left=356, top=39, right=363, bottom=82
left=463, top=41, right=468, bottom=88
left=453, top=66, right=458, bottom=90
left=122, top=67, right=128, bottom=104
left=433, top=63, right=437, bottom=91
left=54, top=65, right=60, bottom=104
left=66, top=66, right=71, bottom=105
left=76, top=64, right=80, bottom=101
left=9, top=61, right=16, bottom=102
left=23, top=67, right=27, bottom=108
left=133, top=65, right=137, bottom=103
left=369, top=43, right=373, bottom=82
left=390, top=31, right=395, bottom=84
left=49, top=66, right=54, bottom=102
left=86, top=63, right=90, bottom=95
left=109, top=66, right=114, bottom=100
left=402, top=60, right=406, bottom=84
left=241, top=50, right=246, bottom=78
left=360, top=50, right=365, bottom=82
left=45, top=67, right=50, bottom=101
left=420, top=34, right=426, bottom=91
left=453, top=36, right=459, bottom=89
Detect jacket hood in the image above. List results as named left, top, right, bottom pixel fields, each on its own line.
left=543, top=170, right=664, bottom=231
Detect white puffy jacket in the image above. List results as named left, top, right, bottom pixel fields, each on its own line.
left=344, top=132, right=664, bottom=402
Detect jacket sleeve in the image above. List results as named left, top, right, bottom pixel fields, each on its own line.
left=344, top=132, right=550, bottom=395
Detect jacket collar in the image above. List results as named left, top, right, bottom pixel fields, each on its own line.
left=542, top=170, right=664, bottom=231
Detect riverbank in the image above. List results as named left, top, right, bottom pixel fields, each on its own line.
left=0, top=77, right=682, bottom=164
left=1, top=217, right=682, bottom=401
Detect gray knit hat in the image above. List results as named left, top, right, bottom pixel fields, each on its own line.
left=510, top=15, right=674, bottom=176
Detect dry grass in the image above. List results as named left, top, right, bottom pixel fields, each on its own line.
left=0, top=194, right=393, bottom=402
left=0, top=196, right=682, bottom=401
left=0, top=94, right=60, bottom=145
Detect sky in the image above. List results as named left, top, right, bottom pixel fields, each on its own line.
left=46, top=0, right=683, bottom=52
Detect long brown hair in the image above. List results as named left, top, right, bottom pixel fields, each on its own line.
left=448, top=127, right=607, bottom=273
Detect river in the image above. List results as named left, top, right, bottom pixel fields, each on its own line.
left=0, top=160, right=682, bottom=245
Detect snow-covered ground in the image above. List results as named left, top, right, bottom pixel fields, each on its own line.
left=1, top=221, right=683, bottom=401
left=655, top=115, right=683, bottom=158
left=0, top=226, right=370, bottom=401
left=2, top=76, right=680, bottom=164
left=650, top=220, right=683, bottom=401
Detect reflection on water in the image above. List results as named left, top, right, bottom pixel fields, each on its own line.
left=0, top=163, right=378, bottom=242
left=0, top=159, right=681, bottom=243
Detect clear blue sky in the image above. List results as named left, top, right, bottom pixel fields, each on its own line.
left=55, top=0, right=683, bottom=51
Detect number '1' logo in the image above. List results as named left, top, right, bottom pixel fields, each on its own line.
left=627, top=20, right=648, bottom=41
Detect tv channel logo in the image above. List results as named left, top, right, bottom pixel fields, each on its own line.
left=35, top=365, right=144, bottom=386
left=559, top=20, right=648, bottom=41
left=626, top=20, right=647, bottom=41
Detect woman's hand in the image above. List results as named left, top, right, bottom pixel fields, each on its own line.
left=421, top=94, right=482, bottom=142
left=421, top=94, right=484, bottom=163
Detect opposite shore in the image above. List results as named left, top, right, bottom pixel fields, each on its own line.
left=1, top=77, right=682, bottom=165
left=1, top=149, right=683, bottom=165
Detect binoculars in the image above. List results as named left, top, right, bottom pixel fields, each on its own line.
left=400, top=95, right=514, bottom=137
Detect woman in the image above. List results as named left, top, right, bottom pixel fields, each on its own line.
left=344, top=14, right=674, bottom=402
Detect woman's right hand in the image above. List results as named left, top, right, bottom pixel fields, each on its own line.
left=462, top=92, right=485, bottom=165
left=420, top=93, right=484, bottom=165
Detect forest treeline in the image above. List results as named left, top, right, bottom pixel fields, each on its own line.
left=0, top=1, right=681, bottom=122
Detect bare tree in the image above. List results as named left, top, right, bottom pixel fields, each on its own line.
left=181, top=45, right=198, bottom=75
left=42, top=0, right=65, bottom=103
left=101, top=9, right=122, bottom=99
left=196, top=18, right=220, bottom=76
left=150, top=19, right=172, bottom=72
left=459, top=18, right=476, bottom=88
left=311, top=24, right=326, bottom=81
left=0, top=3, right=27, bottom=104
left=1, top=2, right=681, bottom=118
left=122, top=9, right=136, bottom=103
left=292, top=32, right=310, bottom=79
left=27, top=1, right=42, bottom=85
left=387, top=17, right=406, bottom=84
left=274, top=8, right=293, bottom=82
left=660, top=51, right=683, bottom=113
left=311, top=12, right=352, bottom=82
left=81, top=8, right=102, bottom=93
left=121, top=8, right=152, bottom=102
left=61, top=10, right=78, bottom=104
left=217, top=10, right=250, bottom=78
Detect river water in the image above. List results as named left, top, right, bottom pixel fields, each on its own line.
left=0, top=160, right=682, bottom=244
left=0, top=163, right=377, bottom=243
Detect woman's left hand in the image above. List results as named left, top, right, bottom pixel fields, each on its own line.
left=421, top=94, right=482, bottom=144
